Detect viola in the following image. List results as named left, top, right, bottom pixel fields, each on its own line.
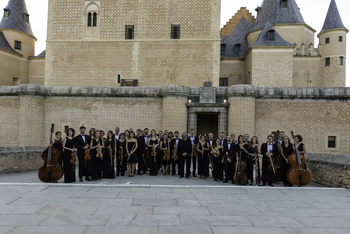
left=96, top=141, right=103, bottom=158
left=38, top=124, right=64, bottom=183
left=151, top=144, right=157, bottom=162
left=70, top=150, right=77, bottom=164
left=192, top=144, right=198, bottom=157
left=234, top=150, right=247, bottom=185
left=287, top=131, right=311, bottom=187
left=84, top=148, right=91, bottom=160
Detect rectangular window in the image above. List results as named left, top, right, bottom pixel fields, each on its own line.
left=117, top=74, right=121, bottom=83
left=13, top=78, right=20, bottom=86
left=14, top=41, right=21, bottom=50
left=24, top=14, right=29, bottom=23
left=328, top=136, right=336, bottom=148
left=325, top=38, right=330, bottom=44
left=221, top=44, right=226, bottom=53
left=325, top=57, right=330, bottom=66
left=281, top=1, right=288, bottom=8
left=234, top=44, right=241, bottom=53
left=339, top=36, right=343, bottom=42
left=219, top=78, right=228, bottom=87
left=4, top=10, right=9, bottom=18
left=340, top=57, right=344, bottom=65
left=171, top=24, right=180, bottom=39
left=125, top=25, right=134, bottom=40
left=63, top=125, right=70, bottom=135
left=267, top=31, right=275, bottom=41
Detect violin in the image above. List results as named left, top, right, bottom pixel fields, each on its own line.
left=234, top=150, right=247, bottom=185
left=96, top=140, right=103, bottom=158
left=84, top=148, right=91, bottom=160
left=70, top=150, right=77, bottom=164
left=163, top=142, right=170, bottom=161
left=172, top=144, right=178, bottom=161
left=151, top=143, right=157, bottom=162
left=38, top=124, right=64, bottom=183
left=287, top=131, right=311, bottom=187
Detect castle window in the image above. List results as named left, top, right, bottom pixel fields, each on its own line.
left=14, top=41, right=21, bottom=50
left=24, top=13, right=29, bottom=23
left=327, top=136, right=336, bottom=148
left=4, top=9, right=9, bottom=18
left=339, top=36, right=343, bottom=42
left=125, top=25, right=134, bottom=40
left=325, top=57, right=330, bottom=66
left=221, top=44, right=226, bottom=53
left=13, top=78, right=20, bottom=86
left=340, top=57, right=344, bottom=65
left=325, top=38, right=330, bottom=44
left=92, top=12, right=97, bottom=27
left=234, top=44, right=241, bottom=53
left=171, top=25, right=180, bottom=39
left=219, top=78, right=228, bottom=87
left=281, top=0, right=288, bottom=8
left=267, top=30, right=275, bottom=41
left=87, top=12, right=92, bottom=26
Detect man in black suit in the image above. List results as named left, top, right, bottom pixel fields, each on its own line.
left=223, top=135, right=235, bottom=183
left=220, top=132, right=227, bottom=146
left=244, top=134, right=250, bottom=144
left=114, top=127, right=120, bottom=141
left=170, top=131, right=180, bottom=176
left=136, top=129, right=146, bottom=175
left=261, top=135, right=279, bottom=186
left=179, top=132, right=192, bottom=178
left=207, top=133, right=215, bottom=177
left=75, top=126, right=91, bottom=182
left=189, top=129, right=199, bottom=177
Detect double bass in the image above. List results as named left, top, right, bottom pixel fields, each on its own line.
left=274, top=130, right=283, bottom=183
left=234, top=150, right=247, bottom=185
left=287, top=131, right=311, bottom=187
left=38, top=124, right=64, bottom=183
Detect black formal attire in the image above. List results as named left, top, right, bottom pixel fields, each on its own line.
left=143, top=135, right=150, bottom=171
left=235, top=144, right=249, bottom=183
left=103, top=139, right=115, bottom=179
left=189, top=135, right=199, bottom=176
left=261, top=142, right=279, bottom=185
left=281, top=143, right=293, bottom=185
left=207, top=139, right=215, bottom=177
left=297, top=143, right=305, bottom=152
left=75, top=134, right=91, bottom=180
left=248, top=146, right=260, bottom=184
left=159, top=140, right=169, bottom=166
left=136, top=136, right=146, bottom=174
left=148, top=139, right=158, bottom=176
left=212, top=147, right=223, bottom=181
left=220, top=138, right=227, bottom=147
left=223, top=142, right=235, bottom=182
left=170, top=138, right=180, bottom=176
left=197, top=141, right=209, bottom=177
left=114, top=133, right=120, bottom=141
left=91, top=138, right=102, bottom=180
left=117, top=140, right=126, bottom=176
left=127, top=141, right=138, bottom=164
left=178, top=138, right=192, bottom=178
left=53, top=139, right=63, bottom=166
left=63, top=137, right=76, bottom=183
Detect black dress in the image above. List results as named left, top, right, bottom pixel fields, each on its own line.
left=53, top=139, right=63, bottom=166
left=281, top=143, right=293, bottom=185
left=248, top=146, right=260, bottom=184
left=127, top=141, right=138, bottom=164
left=63, top=137, right=76, bottom=183
left=91, top=139, right=103, bottom=180
left=159, top=141, right=169, bottom=166
left=197, top=142, right=209, bottom=177
left=148, top=139, right=158, bottom=176
left=213, top=147, right=223, bottom=181
left=117, top=140, right=127, bottom=176
left=103, top=139, right=115, bottom=179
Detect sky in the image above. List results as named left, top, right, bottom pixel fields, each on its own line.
left=0, top=0, right=349, bottom=86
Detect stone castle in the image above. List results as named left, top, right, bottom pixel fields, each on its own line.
left=0, top=0, right=349, bottom=158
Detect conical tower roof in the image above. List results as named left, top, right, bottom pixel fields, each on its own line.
left=0, top=0, right=34, bottom=37
left=252, top=22, right=295, bottom=47
left=253, top=0, right=304, bottom=30
left=319, top=0, right=348, bottom=34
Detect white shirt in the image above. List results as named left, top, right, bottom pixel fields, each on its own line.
left=115, top=133, right=120, bottom=141
left=209, top=139, right=213, bottom=146
left=227, top=142, right=231, bottom=151
left=175, top=138, right=179, bottom=149
left=267, top=143, right=273, bottom=156
left=190, top=136, right=195, bottom=145
left=144, top=135, right=149, bottom=147
left=220, top=138, right=224, bottom=146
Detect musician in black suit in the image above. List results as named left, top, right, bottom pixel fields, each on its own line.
left=170, top=131, right=180, bottom=176
left=207, top=133, right=215, bottom=177
left=114, top=127, right=121, bottom=141
left=74, top=126, right=91, bottom=182
left=189, top=129, right=199, bottom=177
left=244, top=134, right=250, bottom=144
left=136, top=129, right=146, bottom=175
left=223, top=135, right=235, bottom=183
left=261, top=135, right=279, bottom=186
left=219, top=132, right=227, bottom=146
left=178, top=132, right=192, bottom=178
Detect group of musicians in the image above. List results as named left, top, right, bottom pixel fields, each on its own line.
left=50, top=126, right=306, bottom=186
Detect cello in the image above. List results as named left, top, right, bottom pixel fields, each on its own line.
left=287, top=131, right=311, bottom=187
left=234, top=150, right=247, bottom=185
left=38, top=124, right=64, bottom=183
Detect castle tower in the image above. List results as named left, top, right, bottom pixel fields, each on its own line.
left=318, top=0, right=348, bottom=87
left=0, top=0, right=36, bottom=58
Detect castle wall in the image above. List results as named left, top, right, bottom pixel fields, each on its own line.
left=0, top=51, right=24, bottom=86
left=220, top=60, right=246, bottom=85
left=273, top=24, right=315, bottom=46
left=0, top=96, right=20, bottom=147
left=29, top=58, right=45, bottom=85
left=1, top=29, right=35, bottom=58
left=293, top=57, right=322, bottom=87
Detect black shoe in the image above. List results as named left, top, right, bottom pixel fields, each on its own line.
left=223, top=180, right=228, bottom=183
left=180, top=176, right=184, bottom=178
left=268, top=183, right=274, bottom=187
left=86, top=178, right=91, bottom=181
left=79, top=178, right=83, bottom=182
left=193, top=175, right=197, bottom=177
left=137, top=172, right=142, bottom=175
left=186, top=176, right=189, bottom=179
left=262, top=183, right=266, bottom=186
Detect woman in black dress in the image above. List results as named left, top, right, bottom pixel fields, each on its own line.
left=210, top=138, right=224, bottom=182
left=295, top=135, right=307, bottom=154
left=281, top=135, right=294, bottom=186
left=90, top=131, right=104, bottom=181
left=159, top=134, right=170, bottom=176
left=103, top=131, right=116, bottom=179
left=147, top=130, right=159, bottom=176
left=117, top=133, right=127, bottom=176
left=197, top=135, right=210, bottom=179
left=235, top=135, right=249, bottom=185
left=247, top=136, right=261, bottom=186
left=62, top=128, right=76, bottom=183
left=51, top=131, right=63, bottom=166
left=126, top=131, right=138, bottom=177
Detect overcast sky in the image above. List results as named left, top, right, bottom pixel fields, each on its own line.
left=1, top=0, right=348, bottom=86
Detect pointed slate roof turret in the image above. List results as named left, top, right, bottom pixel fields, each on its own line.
left=0, top=0, right=34, bottom=37
left=0, top=31, right=22, bottom=55
left=252, top=22, right=295, bottom=47
left=319, top=0, right=348, bottom=34
left=221, top=17, right=253, bottom=58
left=252, top=0, right=305, bottom=30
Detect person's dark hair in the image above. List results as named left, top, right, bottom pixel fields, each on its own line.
left=144, top=128, right=149, bottom=131
left=66, top=128, right=75, bottom=137
left=107, top=130, right=113, bottom=139
left=174, top=131, right=179, bottom=134
left=221, top=132, right=225, bottom=134
left=89, top=128, right=95, bottom=137
left=214, top=137, right=221, bottom=147
left=80, top=126, right=86, bottom=130
left=162, top=134, right=167, bottom=140
left=129, top=131, right=135, bottom=139
left=244, top=134, right=249, bottom=137
left=137, top=129, right=141, bottom=132
left=248, top=136, right=259, bottom=149
left=182, top=132, right=188, bottom=139
left=237, top=135, right=244, bottom=143
left=191, top=129, right=195, bottom=131
left=119, top=133, right=125, bottom=139
left=55, top=131, right=62, bottom=136
left=267, top=135, right=273, bottom=139
left=168, top=132, right=174, bottom=138
left=295, top=135, right=303, bottom=142
left=100, top=130, right=105, bottom=135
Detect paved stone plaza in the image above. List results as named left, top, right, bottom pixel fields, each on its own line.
left=0, top=171, right=349, bottom=234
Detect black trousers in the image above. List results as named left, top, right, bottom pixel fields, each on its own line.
left=198, top=152, right=209, bottom=177
left=149, top=155, right=158, bottom=175
left=121, top=156, right=127, bottom=176
left=224, top=161, right=232, bottom=181
left=262, top=156, right=274, bottom=185
left=78, top=155, right=85, bottom=179
left=247, top=156, right=255, bottom=182
left=192, top=155, right=197, bottom=175
left=171, top=159, right=179, bottom=175
left=179, top=155, right=191, bottom=177
left=138, top=154, right=147, bottom=173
